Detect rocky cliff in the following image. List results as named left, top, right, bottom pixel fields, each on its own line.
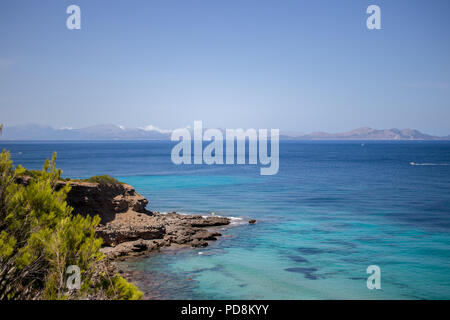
left=16, top=176, right=231, bottom=259
left=57, top=181, right=149, bottom=224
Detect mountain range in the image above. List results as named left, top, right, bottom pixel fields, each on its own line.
left=0, top=124, right=169, bottom=140
left=0, top=124, right=449, bottom=141
left=280, top=127, right=449, bottom=140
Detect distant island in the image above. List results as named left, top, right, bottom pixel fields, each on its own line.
left=0, top=123, right=449, bottom=141
left=280, top=127, right=450, bottom=141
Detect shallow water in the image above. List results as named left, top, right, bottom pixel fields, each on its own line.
left=2, top=140, right=450, bottom=299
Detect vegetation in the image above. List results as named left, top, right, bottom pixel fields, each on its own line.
left=82, top=175, right=122, bottom=185
left=23, top=170, right=123, bottom=186
left=0, top=150, right=142, bottom=300
left=105, top=275, right=144, bottom=300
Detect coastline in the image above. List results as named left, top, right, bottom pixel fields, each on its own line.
left=16, top=175, right=236, bottom=259
left=98, top=210, right=233, bottom=260
left=6, top=141, right=450, bottom=300
left=21, top=176, right=247, bottom=297
left=112, top=222, right=237, bottom=300
left=91, top=187, right=243, bottom=298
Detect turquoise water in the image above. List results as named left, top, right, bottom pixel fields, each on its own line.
left=2, top=140, right=450, bottom=299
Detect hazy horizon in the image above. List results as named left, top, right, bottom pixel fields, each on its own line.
left=1, top=0, right=450, bottom=135
left=2, top=122, right=450, bottom=138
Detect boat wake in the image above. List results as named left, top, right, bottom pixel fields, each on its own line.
left=410, top=162, right=450, bottom=166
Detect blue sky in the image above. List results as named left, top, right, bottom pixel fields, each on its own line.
left=0, top=0, right=449, bottom=135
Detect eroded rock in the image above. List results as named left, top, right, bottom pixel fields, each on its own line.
left=16, top=176, right=232, bottom=260
left=58, top=181, right=149, bottom=224
left=97, top=211, right=230, bottom=259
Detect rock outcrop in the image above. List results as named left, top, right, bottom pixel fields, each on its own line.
left=96, top=211, right=230, bottom=259
left=15, top=176, right=148, bottom=223
left=16, top=176, right=232, bottom=260
left=57, top=181, right=149, bottom=224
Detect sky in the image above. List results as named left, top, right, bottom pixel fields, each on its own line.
left=0, top=0, right=449, bottom=135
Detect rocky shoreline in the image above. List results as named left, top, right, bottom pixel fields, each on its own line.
left=98, top=211, right=231, bottom=260
left=17, top=176, right=234, bottom=260
left=63, top=179, right=233, bottom=259
left=15, top=175, right=240, bottom=299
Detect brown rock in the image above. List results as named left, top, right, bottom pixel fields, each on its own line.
left=17, top=175, right=232, bottom=260
left=96, top=222, right=165, bottom=246
left=57, top=181, right=150, bottom=224
left=191, top=239, right=208, bottom=248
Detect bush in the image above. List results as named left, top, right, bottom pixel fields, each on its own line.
left=105, top=275, right=144, bottom=300
left=0, top=150, right=142, bottom=300
left=82, top=175, right=122, bottom=185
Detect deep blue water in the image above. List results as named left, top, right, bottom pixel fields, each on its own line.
left=1, top=140, right=450, bottom=299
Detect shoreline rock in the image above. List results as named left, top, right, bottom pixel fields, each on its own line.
left=15, top=175, right=237, bottom=299
left=59, top=180, right=149, bottom=224
left=16, top=176, right=233, bottom=260
left=97, top=211, right=230, bottom=260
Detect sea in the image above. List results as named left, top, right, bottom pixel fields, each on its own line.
left=1, top=140, right=450, bottom=299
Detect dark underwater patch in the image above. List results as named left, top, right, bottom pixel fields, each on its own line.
left=349, top=277, right=366, bottom=280
left=190, top=264, right=224, bottom=274
left=285, top=267, right=318, bottom=279
left=288, top=255, right=309, bottom=263
left=296, top=247, right=330, bottom=255
left=323, top=239, right=357, bottom=249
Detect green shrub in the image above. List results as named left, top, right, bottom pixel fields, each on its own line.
left=0, top=150, right=142, bottom=300
left=105, top=275, right=144, bottom=300
left=82, top=175, right=122, bottom=185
